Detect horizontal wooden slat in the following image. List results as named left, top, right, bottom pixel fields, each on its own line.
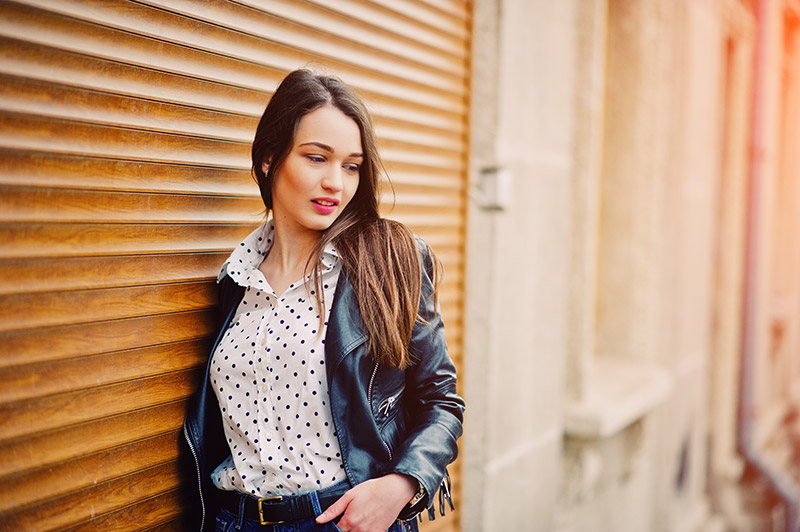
left=0, top=36, right=270, bottom=115
left=381, top=147, right=465, bottom=172
left=383, top=174, right=464, bottom=194
left=382, top=191, right=466, bottom=210
left=129, top=0, right=467, bottom=88
left=0, top=400, right=187, bottom=476
left=0, top=36, right=465, bottom=133
left=0, top=186, right=264, bottom=223
left=0, top=149, right=257, bottom=195
left=0, top=222, right=259, bottom=258
left=417, top=0, right=470, bottom=20
left=0, top=74, right=255, bottom=141
left=0, top=431, right=180, bottom=513
left=378, top=212, right=463, bottom=231
left=368, top=0, right=470, bottom=38
left=0, top=253, right=227, bottom=295
left=140, top=519, right=184, bottom=532
left=228, top=0, right=465, bottom=68
left=401, top=227, right=463, bottom=249
left=0, top=111, right=249, bottom=166
left=0, top=310, right=214, bottom=367
left=374, top=118, right=465, bottom=152
left=366, top=93, right=467, bottom=132
left=0, top=339, right=209, bottom=403
left=61, top=489, right=184, bottom=532
left=0, top=110, right=464, bottom=174
left=269, top=0, right=467, bottom=58
left=0, top=281, right=215, bottom=332
left=0, top=220, right=463, bottom=259
left=309, top=0, right=467, bottom=52
left=0, top=2, right=465, bottom=113
left=3, top=461, right=181, bottom=532
left=0, top=368, right=201, bottom=441
left=22, top=0, right=467, bottom=95
left=0, top=73, right=466, bottom=154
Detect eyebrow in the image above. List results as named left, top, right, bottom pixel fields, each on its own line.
left=299, top=141, right=363, bottom=158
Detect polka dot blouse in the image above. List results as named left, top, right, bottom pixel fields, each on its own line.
left=209, top=222, right=346, bottom=497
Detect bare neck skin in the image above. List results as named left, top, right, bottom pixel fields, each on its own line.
left=258, top=219, right=321, bottom=298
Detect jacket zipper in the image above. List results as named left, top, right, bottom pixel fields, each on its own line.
left=183, top=425, right=206, bottom=532
left=383, top=440, right=393, bottom=461
left=367, top=361, right=379, bottom=408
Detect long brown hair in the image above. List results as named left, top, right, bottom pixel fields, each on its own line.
left=251, top=68, right=439, bottom=369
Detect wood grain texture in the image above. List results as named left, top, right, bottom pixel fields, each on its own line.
left=61, top=489, right=184, bottom=532
left=0, top=431, right=181, bottom=512
left=0, top=253, right=229, bottom=295
left=1, top=310, right=215, bottom=367
left=0, top=149, right=258, bottom=195
left=1, top=2, right=464, bottom=112
left=0, top=0, right=470, bottom=531
left=0, top=339, right=210, bottom=403
left=0, top=400, right=188, bottom=476
left=0, top=280, right=216, bottom=331
left=0, top=368, right=202, bottom=440
left=0, top=222, right=260, bottom=258
left=3, top=461, right=182, bottom=531
left=0, top=186, right=265, bottom=223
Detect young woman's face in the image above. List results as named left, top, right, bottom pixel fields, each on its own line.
left=268, top=105, right=362, bottom=237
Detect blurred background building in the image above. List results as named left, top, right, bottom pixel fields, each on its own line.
left=0, top=1, right=798, bottom=531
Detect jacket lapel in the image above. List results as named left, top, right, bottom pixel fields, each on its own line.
left=325, top=272, right=366, bottom=383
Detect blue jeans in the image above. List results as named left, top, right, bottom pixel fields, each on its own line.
left=214, top=482, right=419, bottom=532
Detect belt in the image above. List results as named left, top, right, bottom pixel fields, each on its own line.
left=217, top=483, right=349, bottom=525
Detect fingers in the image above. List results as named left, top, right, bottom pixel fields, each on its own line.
left=315, top=492, right=350, bottom=524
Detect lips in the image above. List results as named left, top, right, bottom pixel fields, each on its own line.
left=311, top=197, right=339, bottom=214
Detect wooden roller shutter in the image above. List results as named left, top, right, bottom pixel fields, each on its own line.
left=0, top=1, right=471, bottom=531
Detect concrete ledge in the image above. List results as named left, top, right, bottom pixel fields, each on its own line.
left=564, top=357, right=673, bottom=439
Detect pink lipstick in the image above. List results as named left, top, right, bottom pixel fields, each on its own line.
left=312, top=197, right=338, bottom=214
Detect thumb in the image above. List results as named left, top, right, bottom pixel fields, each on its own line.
left=316, top=493, right=349, bottom=524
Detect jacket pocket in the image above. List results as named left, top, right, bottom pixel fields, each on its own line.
left=379, top=405, right=409, bottom=461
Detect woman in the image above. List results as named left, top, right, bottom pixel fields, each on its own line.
left=183, top=69, right=464, bottom=532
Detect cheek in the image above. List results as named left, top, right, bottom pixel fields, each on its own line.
left=344, top=178, right=360, bottom=206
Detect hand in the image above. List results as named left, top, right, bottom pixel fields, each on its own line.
left=315, top=473, right=418, bottom=532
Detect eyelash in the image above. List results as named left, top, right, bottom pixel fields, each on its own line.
left=307, top=155, right=359, bottom=172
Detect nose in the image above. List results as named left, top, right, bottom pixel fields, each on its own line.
left=321, top=167, right=343, bottom=192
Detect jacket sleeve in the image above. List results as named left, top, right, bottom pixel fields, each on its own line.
left=391, top=237, right=465, bottom=519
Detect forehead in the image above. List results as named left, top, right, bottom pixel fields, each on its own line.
left=294, top=105, right=362, bottom=152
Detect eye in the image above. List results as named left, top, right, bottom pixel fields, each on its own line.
left=307, top=155, right=325, bottom=163
left=343, top=163, right=360, bottom=173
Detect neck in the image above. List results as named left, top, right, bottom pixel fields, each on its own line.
left=266, top=218, right=322, bottom=276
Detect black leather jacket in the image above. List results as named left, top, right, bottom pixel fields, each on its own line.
left=182, top=239, right=465, bottom=532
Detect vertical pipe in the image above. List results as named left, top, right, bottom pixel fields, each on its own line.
left=738, top=1, right=800, bottom=531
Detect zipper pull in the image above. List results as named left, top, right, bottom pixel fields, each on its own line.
left=378, top=394, right=397, bottom=416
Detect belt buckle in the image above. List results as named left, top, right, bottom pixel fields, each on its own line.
left=258, top=495, right=284, bottom=525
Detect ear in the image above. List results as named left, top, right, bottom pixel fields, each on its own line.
left=261, top=161, right=270, bottom=175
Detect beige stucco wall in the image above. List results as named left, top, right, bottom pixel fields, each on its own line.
left=463, top=0, right=576, bottom=530
left=462, top=0, right=800, bottom=530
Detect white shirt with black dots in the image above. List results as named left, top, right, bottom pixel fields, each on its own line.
left=209, top=222, right=346, bottom=497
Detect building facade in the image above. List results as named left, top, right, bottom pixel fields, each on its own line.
left=463, top=0, right=800, bottom=531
